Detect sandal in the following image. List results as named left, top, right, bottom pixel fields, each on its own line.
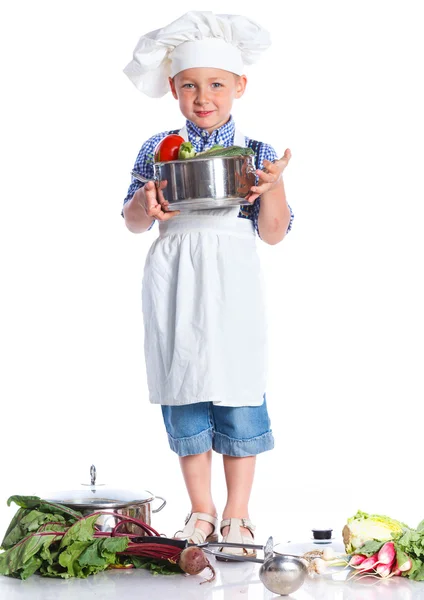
left=174, top=512, right=218, bottom=544
left=218, top=517, right=257, bottom=558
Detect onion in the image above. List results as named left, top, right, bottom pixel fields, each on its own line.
left=178, top=547, right=216, bottom=583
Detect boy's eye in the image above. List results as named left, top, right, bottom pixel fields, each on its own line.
left=182, top=83, right=195, bottom=89
left=212, top=82, right=223, bottom=88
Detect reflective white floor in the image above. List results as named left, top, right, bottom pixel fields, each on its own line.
left=1, top=558, right=424, bottom=600
left=1, top=542, right=424, bottom=600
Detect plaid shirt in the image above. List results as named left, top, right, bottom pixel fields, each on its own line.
left=123, top=116, right=294, bottom=236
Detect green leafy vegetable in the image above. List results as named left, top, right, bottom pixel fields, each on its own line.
left=352, top=539, right=384, bottom=556
left=131, top=556, right=183, bottom=575
left=178, top=141, right=196, bottom=159
left=395, top=526, right=424, bottom=580
left=2, top=496, right=80, bottom=551
left=0, top=533, right=59, bottom=579
left=60, top=514, right=99, bottom=549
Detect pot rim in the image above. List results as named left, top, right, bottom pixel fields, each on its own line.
left=154, top=153, right=255, bottom=167
left=47, top=496, right=154, bottom=510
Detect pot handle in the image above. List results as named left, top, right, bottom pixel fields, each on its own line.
left=152, top=495, right=167, bottom=514
left=131, top=170, right=155, bottom=184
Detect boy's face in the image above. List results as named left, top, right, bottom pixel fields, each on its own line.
left=169, top=68, right=247, bottom=133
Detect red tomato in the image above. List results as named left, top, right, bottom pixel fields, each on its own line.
left=154, top=135, right=185, bottom=162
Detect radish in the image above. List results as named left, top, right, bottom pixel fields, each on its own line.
left=375, top=542, right=396, bottom=567
left=397, top=557, right=413, bottom=573
left=376, top=563, right=393, bottom=578
left=356, top=553, right=379, bottom=572
left=349, top=554, right=366, bottom=567
left=178, top=547, right=216, bottom=583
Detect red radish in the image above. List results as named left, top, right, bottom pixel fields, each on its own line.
left=374, top=542, right=396, bottom=567
left=349, top=554, right=367, bottom=567
left=397, top=556, right=413, bottom=572
left=178, top=547, right=216, bottom=583
left=376, top=563, right=393, bottom=578
left=357, top=553, right=379, bottom=572
left=392, top=567, right=402, bottom=576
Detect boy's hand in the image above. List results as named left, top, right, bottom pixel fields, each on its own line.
left=141, top=180, right=180, bottom=220
left=246, top=148, right=292, bottom=203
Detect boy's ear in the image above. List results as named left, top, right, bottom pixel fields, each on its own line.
left=169, top=77, right=178, bottom=99
left=235, top=75, right=247, bottom=99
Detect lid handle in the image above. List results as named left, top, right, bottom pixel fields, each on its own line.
left=90, top=464, right=96, bottom=487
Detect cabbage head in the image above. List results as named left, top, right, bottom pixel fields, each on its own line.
left=343, top=510, right=407, bottom=554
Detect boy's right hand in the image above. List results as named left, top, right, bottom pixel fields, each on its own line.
left=140, top=180, right=180, bottom=220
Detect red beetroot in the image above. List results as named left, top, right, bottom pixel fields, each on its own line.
left=178, top=547, right=216, bottom=583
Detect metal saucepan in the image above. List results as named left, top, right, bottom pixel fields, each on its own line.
left=44, top=465, right=166, bottom=535
left=131, top=154, right=257, bottom=211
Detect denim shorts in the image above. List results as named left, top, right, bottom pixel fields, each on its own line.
left=161, top=395, right=274, bottom=457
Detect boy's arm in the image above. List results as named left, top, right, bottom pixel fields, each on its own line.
left=247, top=146, right=293, bottom=245
left=257, top=177, right=291, bottom=245
left=123, top=181, right=179, bottom=233
left=123, top=186, right=155, bottom=233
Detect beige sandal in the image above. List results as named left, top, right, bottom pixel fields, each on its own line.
left=174, top=512, right=219, bottom=544
left=219, top=517, right=257, bottom=557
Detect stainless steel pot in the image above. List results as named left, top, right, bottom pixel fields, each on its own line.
left=45, top=465, right=166, bottom=535
left=132, top=154, right=257, bottom=211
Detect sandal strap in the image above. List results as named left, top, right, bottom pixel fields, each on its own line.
left=220, top=517, right=256, bottom=535
left=174, top=512, right=218, bottom=539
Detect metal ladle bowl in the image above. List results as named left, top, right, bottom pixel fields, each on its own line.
left=259, top=554, right=308, bottom=596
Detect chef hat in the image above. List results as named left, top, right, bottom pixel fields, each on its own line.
left=124, top=11, right=271, bottom=98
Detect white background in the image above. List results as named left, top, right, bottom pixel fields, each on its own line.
left=1, top=0, right=423, bottom=547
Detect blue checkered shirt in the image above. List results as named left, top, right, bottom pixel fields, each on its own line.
left=123, top=116, right=294, bottom=236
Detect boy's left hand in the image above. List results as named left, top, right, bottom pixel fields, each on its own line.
left=246, top=148, right=292, bottom=203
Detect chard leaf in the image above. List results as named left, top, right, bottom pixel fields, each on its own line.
left=60, top=514, right=98, bottom=549
left=77, top=541, right=108, bottom=568
left=7, top=496, right=42, bottom=508
left=7, top=496, right=82, bottom=521
left=78, top=536, right=129, bottom=568
left=20, top=557, right=43, bottom=580
left=58, top=541, right=92, bottom=578
left=20, top=510, right=65, bottom=533
left=0, top=533, right=58, bottom=579
left=1, top=508, right=29, bottom=550
left=131, top=557, right=183, bottom=575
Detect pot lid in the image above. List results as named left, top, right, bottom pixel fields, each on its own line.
left=44, top=465, right=155, bottom=508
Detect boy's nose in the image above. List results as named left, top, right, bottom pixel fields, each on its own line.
left=195, top=89, right=209, bottom=105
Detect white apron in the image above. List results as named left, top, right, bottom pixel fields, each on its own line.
left=142, top=128, right=267, bottom=407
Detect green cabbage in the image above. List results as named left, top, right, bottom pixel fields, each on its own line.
left=343, top=510, right=407, bottom=554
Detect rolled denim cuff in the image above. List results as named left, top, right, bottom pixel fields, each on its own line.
left=167, top=427, right=213, bottom=457
left=213, top=430, right=274, bottom=457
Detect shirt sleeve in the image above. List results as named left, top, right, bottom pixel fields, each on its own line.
left=252, top=143, right=294, bottom=237
left=121, top=132, right=168, bottom=229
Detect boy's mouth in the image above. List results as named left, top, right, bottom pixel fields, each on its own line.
left=195, top=110, right=214, bottom=117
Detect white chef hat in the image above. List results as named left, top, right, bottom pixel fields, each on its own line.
left=124, top=11, right=271, bottom=98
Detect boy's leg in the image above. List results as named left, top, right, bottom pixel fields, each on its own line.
left=221, top=455, right=256, bottom=538
left=179, top=450, right=217, bottom=537
left=161, top=403, right=217, bottom=537
left=212, top=396, right=274, bottom=539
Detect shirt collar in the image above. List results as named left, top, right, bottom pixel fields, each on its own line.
left=185, top=116, right=235, bottom=145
